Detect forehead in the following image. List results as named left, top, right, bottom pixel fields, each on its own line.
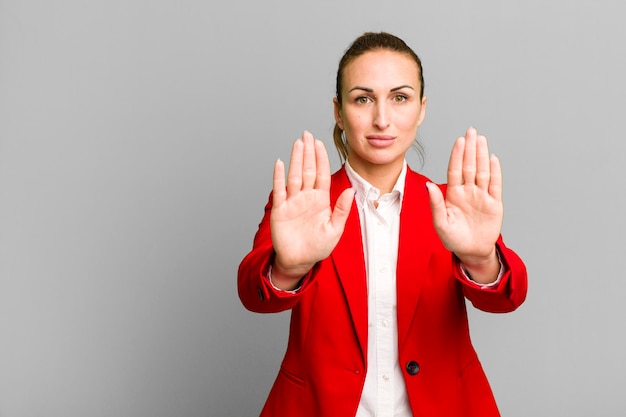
left=342, top=50, right=420, bottom=90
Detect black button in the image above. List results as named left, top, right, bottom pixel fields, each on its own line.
left=406, top=361, right=420, bottom=375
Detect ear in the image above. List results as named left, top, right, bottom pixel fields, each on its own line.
left=333, top=97, right=345, bottom=130
left=416, top=96, right=427, bottom=127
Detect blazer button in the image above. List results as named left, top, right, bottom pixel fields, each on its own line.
left=406, top=361, right=420, bottom=375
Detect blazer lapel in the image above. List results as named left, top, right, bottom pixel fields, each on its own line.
left=396, top=169, right=437, bottom=348
left=328, top=167, right=437, bottom=360
left=330, top=168, right=368, bottom=363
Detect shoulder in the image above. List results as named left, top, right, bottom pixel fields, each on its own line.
left=405, top=166, right=448, bottom=195
left=330, top=166, right=350, bottom=187
left=331, top=165, right=349, bottom=182
left=406, top=166, right=431, bottom=184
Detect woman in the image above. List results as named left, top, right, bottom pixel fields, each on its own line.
left=238, top=32, right=527, bottom=417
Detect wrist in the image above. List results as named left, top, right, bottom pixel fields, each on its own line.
left=271, top=257, right=313, bottom=291
left=456, top=248, right=500, bottom=285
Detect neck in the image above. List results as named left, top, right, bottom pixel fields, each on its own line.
left=348, top=159, right=404, bottom=195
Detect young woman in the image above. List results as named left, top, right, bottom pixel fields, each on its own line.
left=238, top=32, right=527, bottom=417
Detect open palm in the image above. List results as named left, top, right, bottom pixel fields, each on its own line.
left=270, top=131, right=354, bottom=283
left=427, top=128, right=503, bottom=263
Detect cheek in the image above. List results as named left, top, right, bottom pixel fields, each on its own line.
left=344, top=113, right=364, bottom=131
left=352, top=110, right=371, bottom=126
left=398, top=108, right=421, bottom=129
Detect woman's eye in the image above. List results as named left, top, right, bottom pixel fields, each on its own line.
left=356, top=96, right=371, bottom=104
left=394, top=94, right=408, bottom=103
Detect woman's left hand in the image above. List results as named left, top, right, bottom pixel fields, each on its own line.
left=426, top=127, right=503, bottom=284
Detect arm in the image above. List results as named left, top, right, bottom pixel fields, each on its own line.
left=237, top=131, right=353, bottom=313
left=237, top=192, right=324, bottom=313
left=268, top=131, right=353, bottom=289
left=454, top=237, right=528, bottom=313
left=426, top=127, right=505, bottom=285
left=427, top=127, right=527, bottom=309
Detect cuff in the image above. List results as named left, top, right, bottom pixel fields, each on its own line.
left=459, top=248, right=506, bottom=289
left=266, top=264, right=302, bottom=294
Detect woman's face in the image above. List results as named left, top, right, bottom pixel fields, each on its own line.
left=334, top=49, right=426, bottom=176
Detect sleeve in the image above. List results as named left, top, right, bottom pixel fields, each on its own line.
left=454, top=236, right=528, bottom=313
left=459, top=248, right=505, bottom=289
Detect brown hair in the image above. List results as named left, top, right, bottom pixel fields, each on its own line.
left=333, top=32, right=425, bottom=163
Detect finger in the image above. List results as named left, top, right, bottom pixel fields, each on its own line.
left=447, top=136, right=465, bottom=186
left=461, top=127, right=477, bottom=185
left=475, top=134, right=490, bottom=190
left=488, top=154, right=503, bottom=201
left=330, top=187, right=355, bottom=233
left=426, top=182, right=448, bottom=231
left=301, top=131, right=316, bottom=190
left=286, top=138, right=303, bottom=198
left=273, top=158, right=287, bottom=206
left=314, top=139, right=331, bottom=192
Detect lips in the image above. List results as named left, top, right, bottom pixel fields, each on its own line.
left=366, top=135, right=396, bottom=148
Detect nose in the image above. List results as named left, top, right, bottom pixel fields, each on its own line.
left=373, top=101, right=390, bottom=130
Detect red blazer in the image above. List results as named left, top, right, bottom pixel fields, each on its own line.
left=238, top=166, right=528, bottom=417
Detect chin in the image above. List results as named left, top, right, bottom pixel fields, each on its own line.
left=364, top=154, right=405, bottom=168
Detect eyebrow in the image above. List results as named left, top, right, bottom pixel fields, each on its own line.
left=348, top=85, right=415, bottom=93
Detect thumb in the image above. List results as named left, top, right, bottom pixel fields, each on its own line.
left=426, top=182, right=447, bottom=228
left=330, top=188, right=354, bottom=232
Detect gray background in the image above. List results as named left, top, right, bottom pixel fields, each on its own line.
left=1, top=0, right=625, bottom=416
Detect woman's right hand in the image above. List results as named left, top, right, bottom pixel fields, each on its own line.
left=270, top=131, right=354, bottom=290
